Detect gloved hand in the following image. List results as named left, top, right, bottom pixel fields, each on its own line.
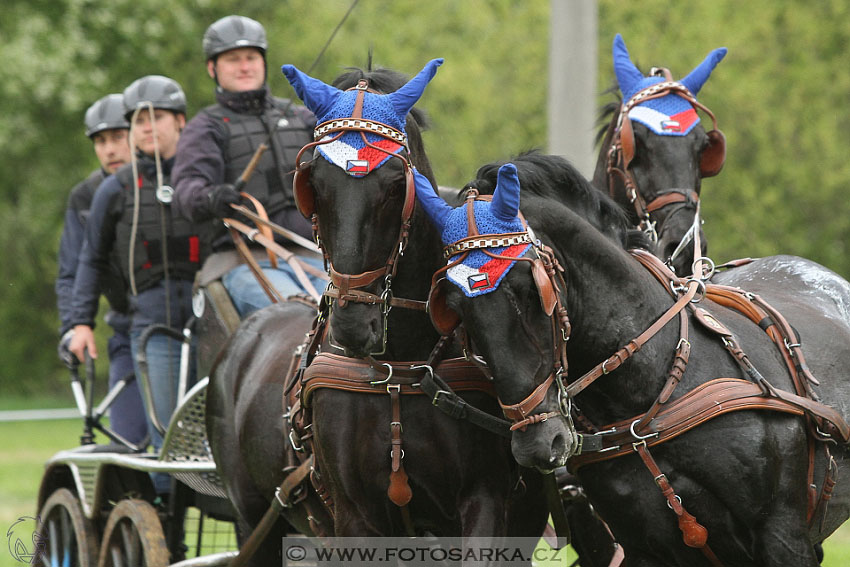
left=208, top=184, right=242, bottom=219
left=57, top=329, right=77, bottom=368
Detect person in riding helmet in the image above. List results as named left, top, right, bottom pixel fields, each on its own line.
left=56, top=93, right=147, bottom=448
left=172, top=15, right=326, bottom=318
left=68, top=76, right=209, bottom=494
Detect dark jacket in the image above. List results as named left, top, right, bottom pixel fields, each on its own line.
left=56, top=168, right=129, bottom=335
left=172, top=85, right=316, bottom=251
left=70, top=155, right=206, bottom=333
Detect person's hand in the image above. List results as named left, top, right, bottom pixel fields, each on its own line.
left=208, top=184, right=242, bottom=219
left=57, top=329, right=77, bottom=368
left=69, top=324, right=97, bottom=362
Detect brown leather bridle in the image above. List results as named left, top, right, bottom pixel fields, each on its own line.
left=606, top=69, right=726, bottom=242
left=426, top=189, right=573, bottom=432
left=292, top=79, right=427, bottom=354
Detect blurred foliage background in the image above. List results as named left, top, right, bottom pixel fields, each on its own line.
left=1, top=0, right=848, bottom=396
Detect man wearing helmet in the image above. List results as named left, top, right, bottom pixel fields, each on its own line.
left=56, top=94, right=147, bottom=448
left=68, top=76, right=209, bottom=494
left=173, top=15, right=326, bottom=318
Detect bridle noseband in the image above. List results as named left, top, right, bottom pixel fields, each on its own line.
left=292, top=79, right=426, bottom=354
left=427, top=189, right=573, bottom=432
left=606, top=70, right=726, bottom=244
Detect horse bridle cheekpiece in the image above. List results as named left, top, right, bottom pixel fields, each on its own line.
left=282, top=59, right=443, bottom=318
left=608, top=34, right=727, bottom=238
left=417, top=164, right=573, bottom=431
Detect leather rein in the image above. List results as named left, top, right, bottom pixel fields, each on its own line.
left=606, top=70, right=722, bottom=243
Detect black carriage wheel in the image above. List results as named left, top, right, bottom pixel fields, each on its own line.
left=97, top=500, right=169, bottom=567
left=37, top=487, right=98, bottom=567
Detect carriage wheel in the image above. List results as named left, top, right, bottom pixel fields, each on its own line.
left=37, top=487, right=98, bottom=567
left=97, top=500, right=169, bottom=567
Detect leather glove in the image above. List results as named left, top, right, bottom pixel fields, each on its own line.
left=58, top=329, right=77, bottom=368
left=208, top=184, right=242, bottom=219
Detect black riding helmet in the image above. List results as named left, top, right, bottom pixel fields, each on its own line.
left=203, top=15, right=268, bottom=61
left=122, top=75, right=187, bottom=120
left=84, top=94, right=130, bottom=138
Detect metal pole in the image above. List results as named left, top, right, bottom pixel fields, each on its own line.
left=548, top=0, right=598, bottom=178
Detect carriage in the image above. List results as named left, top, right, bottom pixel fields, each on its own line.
left=35, top=285, right=243, bottom=567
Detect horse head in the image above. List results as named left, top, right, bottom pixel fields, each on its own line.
left=282, top=59, right=442, bottom=357
left=595, top=33, right=727, bottom=276
left=418, top=162, right=579, bottom=471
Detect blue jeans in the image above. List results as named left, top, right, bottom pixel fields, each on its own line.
left=130, top=328, right=196, bottom=494
left=222, top=256, right=328, bottom=317
left=107, top=331, right=147, bottom=446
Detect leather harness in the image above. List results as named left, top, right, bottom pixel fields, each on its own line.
left=429, top=209, right=850, bottom=565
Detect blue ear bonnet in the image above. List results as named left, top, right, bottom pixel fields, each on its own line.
left=414, top=163, right=531, bottom=297
left=441, top=201, right=525, bottom=247
left=321, top=90, right=406, bottom=133
left=282, top=59, right=443, bottom=176
left=613, top=33, right=726, bottom=136
left=313, top=92, right=407, bottom=176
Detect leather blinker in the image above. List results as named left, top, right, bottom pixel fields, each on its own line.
left=427, top=279, right=461, bottom=336
left=619, top=117, right=636, bottom=169
left=293, top=156, right=315, bottom=218
left=532, top=258, right=557, bottom=316
left=699, top=128, right=726, bottom=178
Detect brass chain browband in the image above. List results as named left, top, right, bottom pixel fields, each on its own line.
left=442, top=231, right=532, bottom=259
left=313, top=118, right=408, bottom=146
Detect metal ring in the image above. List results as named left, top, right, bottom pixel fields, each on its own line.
left=629, top=419, right=658, bottom=440
left=686, top=279, right=707, bottom=303
left=369, top=363, right=394, bottom=385
left=692, top=256, right=716, bottom=280
left=666, top=495, right=682, bottom=510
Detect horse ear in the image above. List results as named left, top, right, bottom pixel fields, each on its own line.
left=680, top=47, right=727, bottom=96
left=413, top=169, right=452, bottom=235
left=491, top=163, right=521, bottom=222
left=281, top=64, right=342, bottom=120
left=612, top=34, right=644, bottom=97
left=387, top=59, right=444, bottom=122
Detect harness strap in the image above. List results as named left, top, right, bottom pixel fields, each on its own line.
left=569, top=378, right=806, bottom=469
left=418, top=369, right=512, bottom=438
left=565, top=278, right=699, bottom=398
left=645, top=189, right=699, bottom=214
left=387, top=385, right=414, bottom=511
left=633, top=442, right=723, bottom=566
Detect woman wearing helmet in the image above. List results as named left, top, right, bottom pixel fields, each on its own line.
left=68, top=76, right=209, bottom=495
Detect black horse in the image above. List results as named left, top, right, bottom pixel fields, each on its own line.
left=272, top=60, right=547, bottom=545
left=418, top=153, right=850, bottom=565
left=592, top=34, right=727, bottom=276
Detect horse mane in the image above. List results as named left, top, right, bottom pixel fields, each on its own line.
left=469, top=150, right=651, bottom=249
left=332, top=66, right=434, bottom=180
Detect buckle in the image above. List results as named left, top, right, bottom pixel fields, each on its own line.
left=432, top=389, right=451, bottom=406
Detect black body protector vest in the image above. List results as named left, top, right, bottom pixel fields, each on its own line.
left=203, top=96, right=312, bottom=240
left=114, top=166, right=209, bottom=294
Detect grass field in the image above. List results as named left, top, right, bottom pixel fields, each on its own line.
left=1, top=411, right=849, bottom=566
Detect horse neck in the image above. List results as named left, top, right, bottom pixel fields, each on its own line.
left=548, top=211, right=681, bottom=419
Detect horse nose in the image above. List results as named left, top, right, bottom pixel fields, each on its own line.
left=548, top=431, right=570, bottom=468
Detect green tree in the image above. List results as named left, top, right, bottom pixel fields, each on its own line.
left=2, top=0, right=849, bottom=396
